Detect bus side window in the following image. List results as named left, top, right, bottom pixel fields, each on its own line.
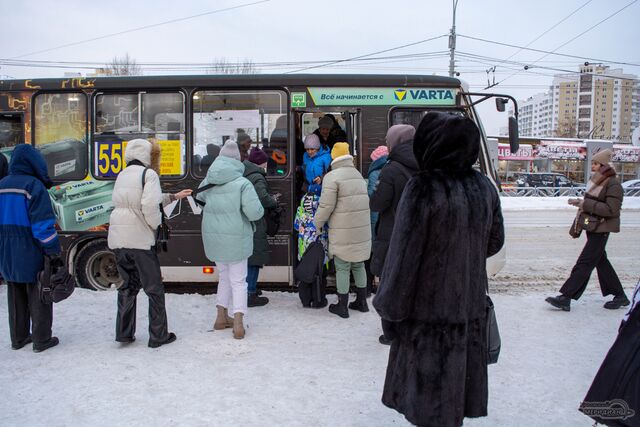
left=192, top=90, right=288, bottom=178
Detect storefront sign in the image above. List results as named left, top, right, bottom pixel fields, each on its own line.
left=613, top=144, right=640, bottom=163
left=536, top=141, right=587, bottom=160
left=308, top=87, right=457, bottom=106
left=498, top=144, right=534, bottom=160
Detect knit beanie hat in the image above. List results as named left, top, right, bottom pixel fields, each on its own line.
left=318, top=116, right=333, bottom=129
left=592, top=148, right=613, bottom=166
left=248, top=147, right=269, bottom=165
left=304, top=134, right=321, bottom=150
left=220, top=140, right=241, bottom=161
left=331, top=142, right=350, bottom=159
left=386, top=124, right=416, bottom=151
left=370, top=145, right=389, bottom=161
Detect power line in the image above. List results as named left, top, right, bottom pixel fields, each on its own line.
left=11, top=0, right=270, bottom=59
left=501, top=0, right=594, bottom=63
left=284, top=34, right=447, bottom=74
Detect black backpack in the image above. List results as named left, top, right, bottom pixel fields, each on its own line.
left=38, top=256, right=75, bottom=304
left=294, top=241, right=327, bottom=308
left=265, top=205, right=284, bottom=236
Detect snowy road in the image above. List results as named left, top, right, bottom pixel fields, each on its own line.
left=1, top=205, right=639, bottom=426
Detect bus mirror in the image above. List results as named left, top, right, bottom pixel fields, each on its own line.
left=508, top=116, right=519, bottom=154
left=495, top=98, right=508, bottom=112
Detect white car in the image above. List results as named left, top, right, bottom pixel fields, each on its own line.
left=622, top=179, right=640, bottom=189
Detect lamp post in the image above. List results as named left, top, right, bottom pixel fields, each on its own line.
left=448, top=0, right=460, bottom=77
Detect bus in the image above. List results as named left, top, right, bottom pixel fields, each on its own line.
left=0, top=74, right=519, bottom=290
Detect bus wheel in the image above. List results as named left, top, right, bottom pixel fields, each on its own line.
left=75, top=239, right=123, bottom=291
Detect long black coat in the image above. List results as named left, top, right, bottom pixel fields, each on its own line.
left=368, top=140, right=418, bottom=276
left=243, top=161, right=277, bottom=266
left=580, top=283, right=640, bottom=427
left=373, top=112, right=505, bottom=427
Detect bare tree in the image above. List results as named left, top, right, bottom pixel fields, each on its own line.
left=105, top=53, right=142, bottom=76
left=208, top=57, right=258, bottom=75
left=553, top=119, right=578, bottom=138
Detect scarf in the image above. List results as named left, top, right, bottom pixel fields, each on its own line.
left=585, top=165, right=616, bottom=200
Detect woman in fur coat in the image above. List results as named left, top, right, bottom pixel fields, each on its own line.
left=373, top=112, right=505, bottom=427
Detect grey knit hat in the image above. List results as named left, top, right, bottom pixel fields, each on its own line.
left=220, top=140, right=241, bottom=161
left=318, top=116, right=333, bottom=129
left=304, top=134, right=321, bottom=150
left=592, top=148, right=613, bottom=166
left=386, top=124, right=416, bottom=151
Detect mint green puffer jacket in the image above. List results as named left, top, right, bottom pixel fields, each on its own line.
left=196, top=156, right=264, bottom=264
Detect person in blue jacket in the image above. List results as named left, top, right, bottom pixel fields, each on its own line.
left=0, top=144, right=61, bottom=352
left=302, top=133, right=332, bottom=195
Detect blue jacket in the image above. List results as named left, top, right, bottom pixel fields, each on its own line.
left=302, top=147, right=331, bottom=195
left=0, top=144, right=61, bottom=283
left=367, top=156, right=387, bottom=239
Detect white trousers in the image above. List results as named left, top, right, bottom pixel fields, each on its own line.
left=216, top=260, right=248, bottom=315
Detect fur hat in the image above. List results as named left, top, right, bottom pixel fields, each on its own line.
left=318, top=116, right=333, bottom=129
left=331, top=142, right=350, bottom=159
left=370, top=145, right=389, bottom=161
left=386, top=124, right=416, bottom=151
left=220, top=140, right=241, bottom=161
left=592, top=148, right=613, bottom=166
left=304, top=134, right=321, bottom=150
left=248, top=147, right=269, bottom=165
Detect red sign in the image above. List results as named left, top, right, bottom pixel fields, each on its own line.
left=536, top=141, right=587, bottom=160
left=613, top=144, right=640, bottom=163
left=498, top=144, right=534, bottom=160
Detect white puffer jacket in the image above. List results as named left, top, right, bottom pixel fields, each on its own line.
left=108, top=139, right=171, bottom=250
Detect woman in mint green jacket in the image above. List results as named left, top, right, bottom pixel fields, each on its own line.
left=195, top=141, right=264, bottom=339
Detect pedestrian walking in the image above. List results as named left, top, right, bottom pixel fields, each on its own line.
left=108, top=138, right=191, bottom=348
left=243, top=147, right=278, bottom=307
left=314, top=142, right=371, bottom=318
left=580, top=277, right=640, bottom=426
left=301, top=133, right=331, bottom=195
left=373, top=112, right=505, bottom=427
left=195, top=141, right=264, bottom=339
left=0, top=144, right=61, bottom=352
left=369, top=124, right=417, bottom=344
left=545, top=149, right=627, bottom=312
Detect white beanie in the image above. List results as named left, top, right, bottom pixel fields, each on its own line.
left=304, top=134, right=321, bottom=150
left=220, top=140, right=241, bottom=161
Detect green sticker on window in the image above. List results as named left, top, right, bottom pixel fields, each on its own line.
left=291, top=92, right=307, bottom=107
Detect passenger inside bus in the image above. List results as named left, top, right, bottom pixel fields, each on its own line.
left=313, top=116, right=341, bottom=150
left=199, top=143, right=221, bottom=174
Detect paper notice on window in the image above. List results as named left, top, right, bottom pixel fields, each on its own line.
left=194, top=110, right=260, bottom=138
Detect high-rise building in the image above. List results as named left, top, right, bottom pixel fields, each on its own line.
left=517, top=64, right=638, bottom=142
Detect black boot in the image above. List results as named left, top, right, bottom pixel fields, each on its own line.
left=33, top=336, right=59, bottom=353
left=148, top=332, right=176, bottom=348
left=348, top=287, right=370, bottom=313
left=379, top=334, right=393, bottom=345
left=604, top=294, right=631, bottom=310
left=545, top=295, right=571, bottom=311
left=329, top=293, right=349, bottom=318
left=248, top=293, right=269, bottom=307
left=12, top=335, right=32, bottom=350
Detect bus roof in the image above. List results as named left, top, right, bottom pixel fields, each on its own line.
left=0, top=74, right=462, bottom=91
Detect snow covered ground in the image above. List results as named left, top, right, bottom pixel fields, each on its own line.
left=1, top=204, right=639, bottom=426
left=0, top=287, right=630, bottom=427
left=501, top=195, right=640, bottom=211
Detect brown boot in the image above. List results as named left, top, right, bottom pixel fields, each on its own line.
left=233, top=312, right=245, bottom=339
left=213, top=305, right=234, bottom=330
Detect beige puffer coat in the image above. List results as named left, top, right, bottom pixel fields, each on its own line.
left=314, top=154, right=371, bottom=262
left=108, top=139, right=172, bottom=250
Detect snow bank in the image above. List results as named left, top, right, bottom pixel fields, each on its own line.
left=0, top=287, right=631, bottom=426
left=501, top=196, right=640, bottom=211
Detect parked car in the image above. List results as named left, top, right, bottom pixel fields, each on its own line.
left=515, top=173, right=584, bottom=196
left=622, top=179, right=640, bottom=189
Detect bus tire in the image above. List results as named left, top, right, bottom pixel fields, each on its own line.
left=75, top=239, right=124, bottom=291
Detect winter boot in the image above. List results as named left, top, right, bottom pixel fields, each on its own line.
left=604, top=294, right=631, bottom=310
left=545, top=295, right=571, bottom=312
left=329, top=293, right=349, bottom=318
left=33, top=336, right=59, bottom=353
left=214, top=305, right=234, bottom=330
left=12, top=335, right=32, bottom=350
left=379, top=334, right=393, bottom=345
left=233, top=313, right=245, bottom=339
left=148, top=332, right=176, bottom=348
left=248, top=293, right=269, bottom=307
left=348, top=287, right=370, bottom=313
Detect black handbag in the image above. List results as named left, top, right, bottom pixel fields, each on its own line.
left=578, top=212, right=604, bottom=232
left=142, top=168, right=170, bottom=253
left=486, top=294, right=501, bottom=365
left=38, top=255, right=75, bottom=304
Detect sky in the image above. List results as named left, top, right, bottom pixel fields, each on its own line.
left=1, top=0, right=638, bottom=134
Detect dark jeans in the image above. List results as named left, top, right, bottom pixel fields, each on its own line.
left=114, top=248, right=169, bottom=344
left=560, top=232, right=625, bottom=300
left=7, top=282, right=52, bottom=347
left=247, top=264, right=261, bottom=295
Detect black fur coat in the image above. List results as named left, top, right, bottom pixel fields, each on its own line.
left=373, top=112, right=505, bottom=427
